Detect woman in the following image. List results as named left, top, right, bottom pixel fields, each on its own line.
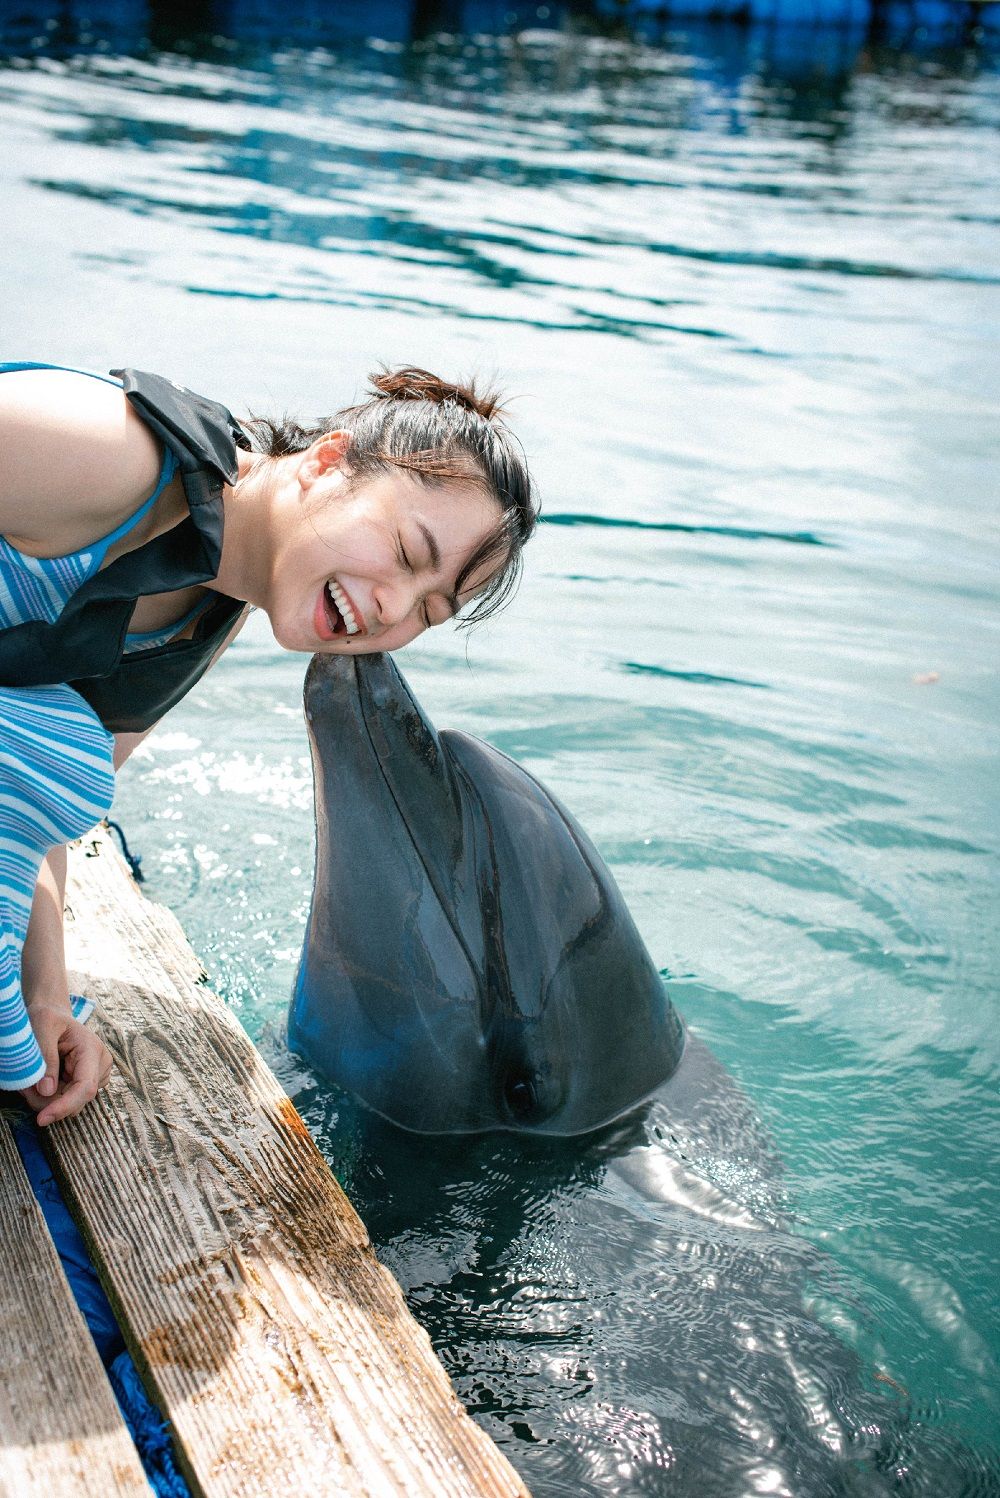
left=0, top=360, right=536, bottom=1126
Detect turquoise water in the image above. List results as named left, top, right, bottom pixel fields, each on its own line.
left=2, top=7, right=998, bottom=1493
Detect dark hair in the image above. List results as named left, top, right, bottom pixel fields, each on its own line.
left=243, top=366, right=537, bottom=627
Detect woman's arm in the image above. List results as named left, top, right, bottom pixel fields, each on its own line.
left=18, top=603, right=249, bottom=1124
left=0, top=368, right=164, bottom=555
left=18, top=723, right=158, bottom=1124
left=21, top=845, right=69, bottom=1015
left=19, top=845, right=113, bottom=1125
left=18, top=719, right=150, bottom=1124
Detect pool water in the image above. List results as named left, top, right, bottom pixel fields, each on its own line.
left=2, top=5, right=998, bottom=1493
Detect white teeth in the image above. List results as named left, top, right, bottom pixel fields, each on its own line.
left=327, top=578, right=360, bottom=635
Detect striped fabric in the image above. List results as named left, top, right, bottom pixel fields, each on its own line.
left=0, top=685, right=115, bottom=1088
left=0, top=535, right=99, bottom=628
left=0, top=361, right=177, bottom=1089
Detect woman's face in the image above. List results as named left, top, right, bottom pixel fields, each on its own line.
left=262, top=436, right=505, bottom=655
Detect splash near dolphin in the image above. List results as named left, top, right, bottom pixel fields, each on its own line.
left=290, top=651, right=685, bottom=1136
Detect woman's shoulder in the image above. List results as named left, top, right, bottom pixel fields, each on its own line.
left=0, top=366, right=165, bottom=558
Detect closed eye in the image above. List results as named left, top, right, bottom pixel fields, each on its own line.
left=399, top=535, right=434, bottom=628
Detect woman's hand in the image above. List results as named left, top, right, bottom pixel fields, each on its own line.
left=20, top=999, right=114, bottom=1126
left=19, top=845, right=114, bottom=1123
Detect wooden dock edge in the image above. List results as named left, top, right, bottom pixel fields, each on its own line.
left=23, top=825, right=528, bottom=1498
left=0, top=1112, right=150, bottom=1498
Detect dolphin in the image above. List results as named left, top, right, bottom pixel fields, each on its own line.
left=289, top=651, right=686, bottom=1137
left=287, top=655, right=994, bottom=1494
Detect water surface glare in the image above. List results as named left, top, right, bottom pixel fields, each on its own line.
left=3, top=8, right=998, bottom=1494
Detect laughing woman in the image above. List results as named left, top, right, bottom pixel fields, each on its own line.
left=0, top=361, right=535, bottom=1123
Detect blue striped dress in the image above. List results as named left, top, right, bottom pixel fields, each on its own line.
left=0, top=362, right=184, bottom=1090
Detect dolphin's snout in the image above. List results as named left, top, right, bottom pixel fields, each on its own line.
left=304, top=650, right=359, bottom=689
left=303, top=651, right=360, bottom=723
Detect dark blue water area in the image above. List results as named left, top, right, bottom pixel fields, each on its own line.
left=1, top=0, right=998, bottom=60
left=2, top=2, right=999, bottom=1495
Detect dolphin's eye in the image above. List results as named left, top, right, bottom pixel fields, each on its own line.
left=504, top=1074, right=537, bottom=1119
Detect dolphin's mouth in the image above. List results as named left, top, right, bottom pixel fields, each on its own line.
left=306, top=649, right=409, bottom=703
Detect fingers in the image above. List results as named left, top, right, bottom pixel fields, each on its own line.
left=27, top=1003, right=64, bottom=1100
left=34, top=1024, right=114, bottom=1128
left=35, top=1080, right=97, bottom=1127
left=18, top=1081, right=48, bottom=1115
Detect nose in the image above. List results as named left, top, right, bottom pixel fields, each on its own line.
left=372, top=575, right=419, bottom=631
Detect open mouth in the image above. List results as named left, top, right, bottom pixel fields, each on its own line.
left=318, top=578, right=363, bottom=640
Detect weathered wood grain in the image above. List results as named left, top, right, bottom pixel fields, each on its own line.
left=46, top=827, right=529, bottom=1498
left=0, top=1113, right=150, bottom=1498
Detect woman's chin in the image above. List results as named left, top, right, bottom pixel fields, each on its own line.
left=267, top=615, right=314, bottom=653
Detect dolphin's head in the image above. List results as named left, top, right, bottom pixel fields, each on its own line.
left=290, top=653, right=684, bottom=1135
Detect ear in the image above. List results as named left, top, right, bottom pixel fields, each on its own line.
left=297, top=430, right=351, bottom=492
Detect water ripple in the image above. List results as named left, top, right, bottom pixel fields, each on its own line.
left=541, top=512, right=830, bottom=545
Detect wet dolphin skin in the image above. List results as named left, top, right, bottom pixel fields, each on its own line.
left=290, top=652, right=685, bottom=1135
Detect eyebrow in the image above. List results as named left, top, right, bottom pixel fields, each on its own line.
left=418, top=520, right=460, bottom=618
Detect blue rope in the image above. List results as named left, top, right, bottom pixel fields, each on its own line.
left=106, top=818, right=144, bottom=882
left=109, top=1352, right=191, bottom=1498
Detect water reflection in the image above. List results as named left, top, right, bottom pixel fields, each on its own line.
left=290, top=1033, right=996, bottom=1497
left=3, top=4, right=997, bottom=351
left=3, top=0, right=998, bottom=73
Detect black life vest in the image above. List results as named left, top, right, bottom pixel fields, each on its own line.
left=0, top=368, right=250, bottom=734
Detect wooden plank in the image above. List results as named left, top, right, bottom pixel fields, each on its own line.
left=0, top=1113, right=150, bottom=1498
left=45, top=827, right=529, bottom=1498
